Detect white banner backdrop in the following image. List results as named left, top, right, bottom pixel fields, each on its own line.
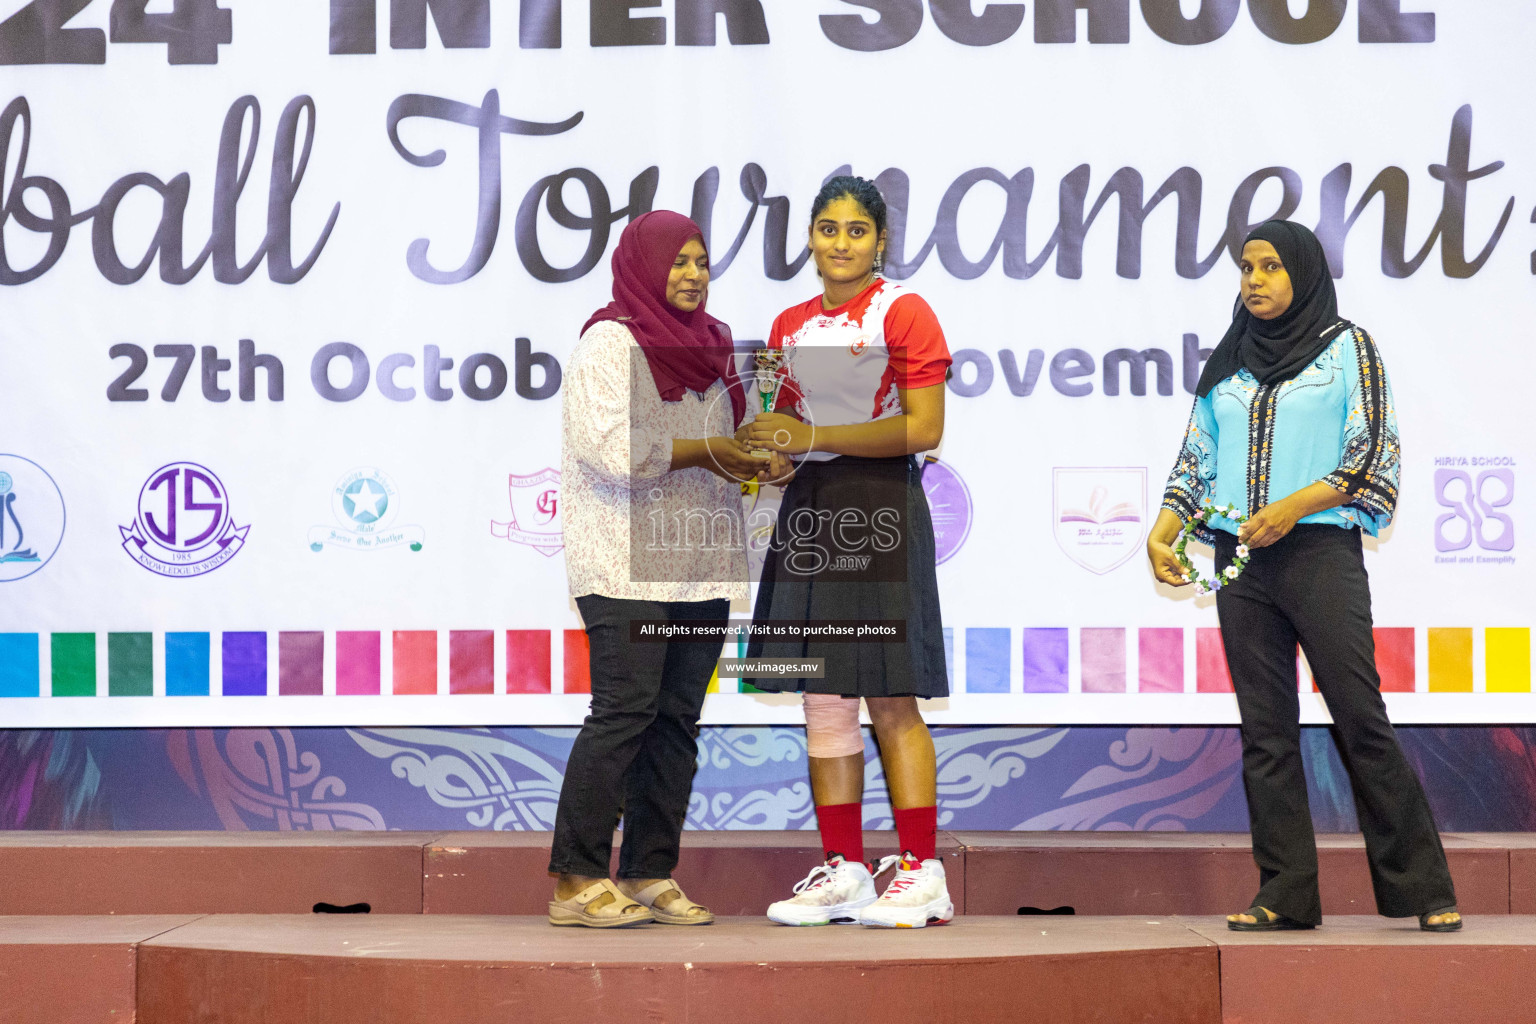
left=0, top=0, right=1530, bottom=725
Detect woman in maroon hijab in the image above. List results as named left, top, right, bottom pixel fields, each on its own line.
left=548, top=212, right=781, bottom=927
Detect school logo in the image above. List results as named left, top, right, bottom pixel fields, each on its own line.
left=1433, top=458, right=1515, bottom=564
left=491, top=468, right=563, bottom=556
left=922, top=457, right=973, bottom=565
left=120, top=462, right=248, bottom=578
left=1053, top=467, right=1146, bottom=574
left=309, top=467, right=424, bottom=553
left=0, top=455, right=66, bottom=582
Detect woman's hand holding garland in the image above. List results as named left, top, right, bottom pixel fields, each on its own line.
left=1174, top=504, right=1252, bottom=596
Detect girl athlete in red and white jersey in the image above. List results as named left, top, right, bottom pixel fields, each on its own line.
left=746, top=176, right=954, bottom=928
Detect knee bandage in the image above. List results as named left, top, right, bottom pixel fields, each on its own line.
left=803, top=692, right=864, bottom=758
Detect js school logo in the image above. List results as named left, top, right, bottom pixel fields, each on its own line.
left=1053, top=467, right=1146, bottom=574
left=922, top=456, right=973, bottom=566
left=491, top=468, right=563, bottom=557
left=0, top=455, right=66, bottom=582
left=120, top=461, right=248, bottom=577
left=309, top=467, right=424, bottom=553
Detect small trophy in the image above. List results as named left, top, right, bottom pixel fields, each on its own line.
left=749, top=348, right=789, bottom=456
left=753, top=348, right=787, bottom=413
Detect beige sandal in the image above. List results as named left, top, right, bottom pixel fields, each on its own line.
left=626, top=879, right=714, bottom=925
left=548, top=879, right=655, bottom=928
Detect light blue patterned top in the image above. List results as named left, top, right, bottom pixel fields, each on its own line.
left=1162, top=326, right=1400, bottom=539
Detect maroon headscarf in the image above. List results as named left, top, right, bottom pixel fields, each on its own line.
left=583, top=211, right=746, bottom=424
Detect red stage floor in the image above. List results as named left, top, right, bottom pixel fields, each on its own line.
left=1, top=831, right=1531, bottom=1023
left=136, top=915, right=1221, bottom=1024
left=0, top=829, right=1519, bottom=916
left=3, top=912, right=1530, bottom=1024
left=0, top=915, right=197, bottom=1023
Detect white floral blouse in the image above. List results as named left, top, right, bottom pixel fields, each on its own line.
left=561, top=320, right=749, bottom=603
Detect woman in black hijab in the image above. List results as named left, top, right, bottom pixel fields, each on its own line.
left=1147, top=220, right=1461, bottom=932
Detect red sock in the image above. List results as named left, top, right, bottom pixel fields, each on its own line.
left=814, top=803, right=864, bottom=863
left=893, top=805, right=937, bottom=862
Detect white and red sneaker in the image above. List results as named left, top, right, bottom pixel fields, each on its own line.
left=767, top=854, right=899, bottom=926
left=859, top=853, right=954, bottom=928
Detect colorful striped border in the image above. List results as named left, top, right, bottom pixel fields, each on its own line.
left=0, top=627, right=1528, bottom=696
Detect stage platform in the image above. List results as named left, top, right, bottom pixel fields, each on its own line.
left=0, top=829, right=1519, bottom=917
left=954, top=830, right=1511, bottom=916
left=3, top=832, right=1532, bottom=1022
left=423, top=829, right=969, bottom=916
left=5, top=913, right=1533, bottom=1024
left=136, top=915, right=1220, bottom=1024
left=0, top=914, right=198, bottom=1023
left=0, top=831, right=430, bottom=915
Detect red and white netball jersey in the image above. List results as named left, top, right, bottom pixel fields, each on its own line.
left=766, top=280, right=951, bottom=463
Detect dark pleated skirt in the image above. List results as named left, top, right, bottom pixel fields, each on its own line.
left=745, top=455, right=949, bottom=698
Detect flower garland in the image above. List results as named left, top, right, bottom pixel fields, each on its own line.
left=1174, top=503, right=1251, bottom=596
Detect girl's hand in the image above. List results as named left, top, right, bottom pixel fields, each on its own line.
left=747, top=413, right=813, bottom=455
left=758, top=451, right=797, bottom=487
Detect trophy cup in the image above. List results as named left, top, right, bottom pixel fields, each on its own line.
left=749, top=347, right=789, bottom=457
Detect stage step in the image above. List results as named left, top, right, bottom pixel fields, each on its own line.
left=1200, top=915, right=1536, bottom=1024
left=0, top=915, right=199, bottom=1023
left=4, top=913, right=1525, bottom=1024
left=1458, top=833, right=1536, bottom=912
left=0, top=830, right=1521, bottom=917
left=953, top=831, right=1511, bottom=916
left=0, top=831, right=436, bottom=915
left=134, top=915, right=1220, bottom=1024
left=422, top=829, right=968, bottom=915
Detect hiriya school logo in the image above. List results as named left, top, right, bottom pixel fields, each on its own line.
left=0, top=455, right=66, bottom=582
left=309, top=467, right=424, bottom=553
left=491, top=468, right=563, bottom=556
left=1054, top=467, right=1146, bottom=574
left=1434, top=458, right=1515, bottom=563
left=922, top=457, right=973, bottom=565
left=120, top=462, right=248, bottom=577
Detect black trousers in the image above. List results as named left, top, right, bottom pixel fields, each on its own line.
left=1215, top=525, right=1456, bottom=925
left=548, top=595, right=728, bottom=879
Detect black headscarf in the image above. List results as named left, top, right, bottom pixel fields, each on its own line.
left=1195, top=220, right=1351, bottom=397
